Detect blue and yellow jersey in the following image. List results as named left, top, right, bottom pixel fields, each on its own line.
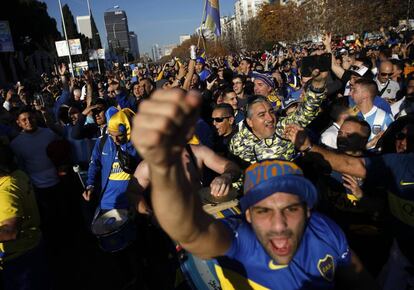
left=364, top=153, right=414, bottom=261
left=0, top=170, right=41, bottom=263
left=100, top=154, right=132, bottom=210
left=215, top=212, right=351, bottom=289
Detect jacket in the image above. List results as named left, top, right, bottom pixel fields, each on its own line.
left=229, top=87, right=326, bottom=164
left=86, top=134, right=138, bottom=194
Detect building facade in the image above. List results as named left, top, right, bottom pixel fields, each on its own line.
left=76, top=15, right=92, bottom=38
left=129, top=31, right=140, bottom=59
left=104, top=10, right=130, bottom=53
left=151, top=44, right=162, bottom=62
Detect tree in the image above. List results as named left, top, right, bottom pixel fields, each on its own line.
left=62, top=4, right=79, bottom=40
left=90, top=14, right=102, bottom=49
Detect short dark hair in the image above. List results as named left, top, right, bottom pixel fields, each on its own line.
left=15, top=106, right=34, bottom=120
left=213, top=103, right=234, bottom=117
left=329, top=99, right=349, bottom=122
left=354, top=78, right=378, bottom=98
left=233, top=74, right=246, bottom=84
left=241, top=58, right=252, bottom=67
left=222, top=87, right=236, bottom=99
left=343, top=116, right=371, bottom=139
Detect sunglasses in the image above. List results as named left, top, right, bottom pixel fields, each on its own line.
left=380, top=72, right=393, bottom=77
left=212, top=116, right=232, bottom=123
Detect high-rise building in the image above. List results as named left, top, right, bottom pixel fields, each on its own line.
left=77, top=15, right=92, bottom=38
left=151, top=44, right=162, bottom=62
left=104, top=10, right=130, bottom=53
left=129, top=32, right=140, bottom=59
left=179, top=34, right=191, bottom=44
left=163, top=44, right=177, bottom=57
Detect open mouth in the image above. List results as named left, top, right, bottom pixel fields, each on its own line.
left=270, top=238, right=291, bottom=256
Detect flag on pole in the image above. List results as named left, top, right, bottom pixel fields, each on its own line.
left=203, top=0, right=221, bottom=36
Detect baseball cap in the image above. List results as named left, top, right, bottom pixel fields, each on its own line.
left=240, top=160, right=318, bottom=212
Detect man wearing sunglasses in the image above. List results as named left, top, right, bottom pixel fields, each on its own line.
left=375, top=61, right=400, bottom=102
left=212, top=104, right=237, bottom=157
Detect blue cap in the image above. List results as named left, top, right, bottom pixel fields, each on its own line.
left=240, top=160, right=318, bottom=212
left=196, top=57, right=205, bottom=65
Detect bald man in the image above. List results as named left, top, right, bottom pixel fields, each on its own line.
left=375, top=61, right=400, bottom=101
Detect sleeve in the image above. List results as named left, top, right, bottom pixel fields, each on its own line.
left=115, top=91, right=137, bottom=111
left=2, top=101, right=11, bottom=111
left=71, top=114, right=97, bottom=139
left=0, top=179, right=22, bottom=222
left=363, top=154, right=403, bottom=189
left=86, top=138, right=103, bottom=187
left=53, top=89, right=71, bottom=120
left=276, top=87, right=326, bottom=136
left=219, top=217, right=250, bottom=259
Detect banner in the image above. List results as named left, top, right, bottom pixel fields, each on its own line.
left=203, top=0, right=221, bottom=37
left=0, top=21, right=14, bottom=52
left=68, top=39, right=82, bottom=55
left=55, top=39, right=83, bottom=57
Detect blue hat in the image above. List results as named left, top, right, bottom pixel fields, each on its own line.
left=196, top=57, right=205, bottom=65
left=253, top=73, right=275, bottom=89
left=240, top=160, right=318, bottom=212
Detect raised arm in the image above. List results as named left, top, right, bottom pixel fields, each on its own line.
left=284, top=124, right=367, bottom=178
left=323, top=32, right=345, bottom=80
left=131, top=89, right=232, bottom=259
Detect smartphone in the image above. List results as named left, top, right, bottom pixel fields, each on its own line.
left=300, top=53, right=332, bottom=77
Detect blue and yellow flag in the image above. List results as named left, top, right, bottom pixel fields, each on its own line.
left=203, top=0, right=221, bottom=36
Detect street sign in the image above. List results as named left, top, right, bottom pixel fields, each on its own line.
left=55, top=39, right=83, bottom=57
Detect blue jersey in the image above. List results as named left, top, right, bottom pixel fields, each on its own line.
left=364, top=153, right=414, bottom=262
left=215, top=212, right=351, bottom=289
left=100, top=154, right=131, bottom=209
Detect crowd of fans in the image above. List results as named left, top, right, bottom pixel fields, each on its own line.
left=1, top=25, right=414, bottom=290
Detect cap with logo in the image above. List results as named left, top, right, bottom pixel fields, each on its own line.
left=240, top=160, right=318, bottom=212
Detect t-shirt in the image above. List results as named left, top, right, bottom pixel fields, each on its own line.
left=10, top=127, right=60, bottom=188
left=375, top=78, right=400, bottom=100
left=0, top=170, right=41, bottom=262
left=364, top=153, right=414, bottom=262
left=320, top=123, right=340, bottom=149
left=100, top=153, right=132, bottom=209
left=215, top=212, right=351, bottom=289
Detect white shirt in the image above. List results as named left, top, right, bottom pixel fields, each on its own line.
left=375, top=77, right=400, bottom=100
left=320, top=123, right=340, bottom=149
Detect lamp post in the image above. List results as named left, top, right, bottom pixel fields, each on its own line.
left=58, top=0, right=74, bottom=77
left=112, top=18, right=126, bottom=49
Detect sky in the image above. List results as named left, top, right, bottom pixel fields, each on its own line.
left=41, top=0, right=235, bottom=55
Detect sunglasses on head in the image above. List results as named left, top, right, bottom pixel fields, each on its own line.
left=212, top=116, right=231, bottom=123
left=380, top=72, right=393, bottom=77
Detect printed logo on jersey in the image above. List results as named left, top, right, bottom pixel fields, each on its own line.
left=268, top=260, right=288, bottom=270
left=109, top=162, right=131, bottom=181
left=317, top=254, right=335, bottom=282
